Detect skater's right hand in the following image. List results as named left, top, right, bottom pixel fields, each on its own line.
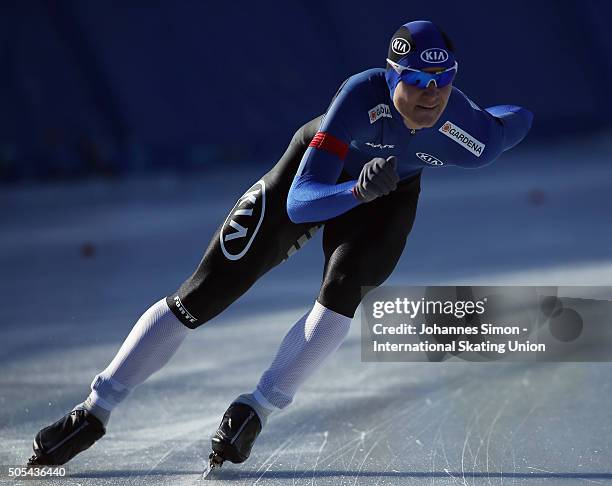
left=353, top=156, right=399, bottom=203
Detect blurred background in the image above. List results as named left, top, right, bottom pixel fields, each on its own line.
left=1, top=0, right=611, bottom=181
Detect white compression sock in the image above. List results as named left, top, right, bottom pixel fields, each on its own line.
left=79, top=298, right=189, bottom=424
left=254, top=300, right=352, bottom=410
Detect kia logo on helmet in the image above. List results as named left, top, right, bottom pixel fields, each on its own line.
left=420, top=48, right=449, bottom=64
left=416, top=152, right=444, bottom=166
left=220, top=180, right=266, bottom=261
left=391, top=38, right=410, bottom=56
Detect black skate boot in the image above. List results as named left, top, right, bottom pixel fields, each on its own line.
left=27, top=409, right=105, bottom=466
left=208, top=402, right=262, bottom=470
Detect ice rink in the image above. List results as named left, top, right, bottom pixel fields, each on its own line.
left=1, top=135, right=612, bottom=485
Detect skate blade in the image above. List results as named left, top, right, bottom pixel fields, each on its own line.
left=201, top=453, right=224, bottom=480
left=26, top=455, right=42, bottom=468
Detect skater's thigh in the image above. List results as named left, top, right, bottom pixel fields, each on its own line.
left=168, top=117, right=324, bottom=328
left=318, top=174, right=421, bottom=318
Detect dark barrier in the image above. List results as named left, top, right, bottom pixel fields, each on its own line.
left=1, top=0, right=611, bottom=180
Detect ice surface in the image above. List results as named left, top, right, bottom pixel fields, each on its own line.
left=1, top=135, right=612, bottom=485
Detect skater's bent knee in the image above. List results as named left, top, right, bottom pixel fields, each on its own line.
left=166, top=292, right=204, bottom=329
left=167, top=271, right=245, bottom=328
left=318, top=275, right=361, bottom=318
left=166, top=282, right=222, bottom=329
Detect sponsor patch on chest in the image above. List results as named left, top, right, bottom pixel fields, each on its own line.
left=439, top=121, right=485, bottom=157
left=368, top=104, right=392, bottom=124
left=416, top=152, right=444, bottom=165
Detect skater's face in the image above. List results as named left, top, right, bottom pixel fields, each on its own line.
left=392, top=68, right=452, bottom=130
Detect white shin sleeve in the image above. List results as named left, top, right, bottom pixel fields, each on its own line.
left=88, top=298, right=189, bottom=410
left=255, top=300, right=351, bottom=409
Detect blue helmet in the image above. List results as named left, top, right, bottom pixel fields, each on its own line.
left=385, top=21, right=457, bottom=97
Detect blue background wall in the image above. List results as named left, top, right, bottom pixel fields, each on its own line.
left=1, top=0, right=611, bottom=180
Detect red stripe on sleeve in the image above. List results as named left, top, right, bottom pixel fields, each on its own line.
left=308, top=131, right=349, bottom=160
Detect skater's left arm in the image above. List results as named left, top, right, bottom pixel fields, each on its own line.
left=485, top=104, right=534, bottom=152
left=449, top=91, right=534, bottom=169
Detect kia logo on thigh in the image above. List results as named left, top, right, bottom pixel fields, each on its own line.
left=220, top=180, right=266, bottom=261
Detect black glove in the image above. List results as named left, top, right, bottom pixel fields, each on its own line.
left=353, top=156, right=399, bottom=203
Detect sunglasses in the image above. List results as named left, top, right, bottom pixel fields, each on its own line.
left=387, top=58, right=458, bottom=89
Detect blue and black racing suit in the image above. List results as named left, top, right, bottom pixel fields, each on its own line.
left=168, top=69, right=533, bottom=326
